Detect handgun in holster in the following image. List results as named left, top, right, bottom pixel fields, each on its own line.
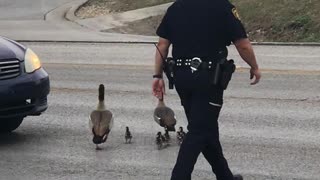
left=163, top=57, right=175, bottom=89
left=211, top=58, right=236, bottom=90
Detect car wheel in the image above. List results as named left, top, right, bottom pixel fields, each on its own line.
left=0, top=117, right=24, bottom=133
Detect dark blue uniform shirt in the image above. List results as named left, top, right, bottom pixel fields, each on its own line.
left=156, top=0, right=247, bottom=58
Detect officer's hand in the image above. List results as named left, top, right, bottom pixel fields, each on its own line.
left=250, top=68, right=261, bottom=85
left=152, top=78, right=166, bottom=99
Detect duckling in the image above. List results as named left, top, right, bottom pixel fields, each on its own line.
left=125, top=126, right=132, bottom=144
left=153, top=94, right=176, bottom=132
left=177, top=126, right=186, bottom=145
left=89, top=84, right=113, bottom=150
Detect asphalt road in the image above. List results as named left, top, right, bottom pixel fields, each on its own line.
left=0, top=43, right=320, bottom=180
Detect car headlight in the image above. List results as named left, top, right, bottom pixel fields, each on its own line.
left=24, top=48, right=41, bottom=73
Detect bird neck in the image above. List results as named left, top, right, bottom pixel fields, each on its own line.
left=97, top=100, right=106, bottom=111
left=158, top=99, right=165, bottom=107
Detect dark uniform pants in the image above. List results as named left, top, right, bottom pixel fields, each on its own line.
left=171, top=69, right=234, bottom=180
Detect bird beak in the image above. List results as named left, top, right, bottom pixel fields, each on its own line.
left=102, top=134, right=108, bottom=143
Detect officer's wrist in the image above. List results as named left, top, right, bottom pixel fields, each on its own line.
left=251, top=66, right=259, bottom=70
left=153, top=74, right=163, bottom=79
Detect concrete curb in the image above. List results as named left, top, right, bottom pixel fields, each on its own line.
left=65, top=0, right=88, bottom=22
left=44, top=0, right=88, bottom=29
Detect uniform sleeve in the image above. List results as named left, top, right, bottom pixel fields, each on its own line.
left=156, top=11, right=171, bottom=41
left=224, top=3, right=248, bottom=42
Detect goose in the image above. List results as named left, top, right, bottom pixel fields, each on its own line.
left=177, top=126, right=186, bottom=145
left=89, top=84, right=113, bottom=150
left=125, top=126, right=132, bottom=144
left=153, top=94, right=176, bottom=132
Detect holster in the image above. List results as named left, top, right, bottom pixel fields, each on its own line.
left=163, top=57, right=176, bottom=89
left=211, top=58, right=236, bottom=90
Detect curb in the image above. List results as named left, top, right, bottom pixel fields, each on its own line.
left=44, top=0, right=88, bottom=27
left=65, top=0, right=88, bottom=22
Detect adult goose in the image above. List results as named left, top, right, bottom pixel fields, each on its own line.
left=89, top=84, right=113, bottom=150
left=153, top=93, right=176, bottom=132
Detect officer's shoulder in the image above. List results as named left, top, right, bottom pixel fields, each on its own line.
left=166, top=1, right=180, bottom=12
left=218, top=0, right=236, bottom=11
left=162, top=1, right=181, bottom=18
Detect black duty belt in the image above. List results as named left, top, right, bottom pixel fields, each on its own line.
left=175, top=57, right=218, bottom=71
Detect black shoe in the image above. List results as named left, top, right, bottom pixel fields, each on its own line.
left=233, top=174, right=243, bottom=180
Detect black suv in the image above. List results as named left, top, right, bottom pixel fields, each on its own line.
left=0, top=37, right=50, bottom=133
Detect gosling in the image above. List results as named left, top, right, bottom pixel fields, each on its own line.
left=177, top=126, right=186, bottom=145
left=125, top=126, right=132, bottom=144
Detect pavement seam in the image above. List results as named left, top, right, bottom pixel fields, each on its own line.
left=16, top=39, right=320, bottom=46
left=42, top=62, right=320, bottom=75
left=49, top=87, right=320, bottom=103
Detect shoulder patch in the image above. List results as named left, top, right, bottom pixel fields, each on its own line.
left=232, top=7, right=241, bottom=21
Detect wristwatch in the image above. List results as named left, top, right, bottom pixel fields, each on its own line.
left=153, top=74, right=163, bottom=79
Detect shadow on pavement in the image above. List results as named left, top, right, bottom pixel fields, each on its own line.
left=0, top=132, right=29, bottom=146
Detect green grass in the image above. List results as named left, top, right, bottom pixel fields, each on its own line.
left=230, top=0, right=320, bottom=42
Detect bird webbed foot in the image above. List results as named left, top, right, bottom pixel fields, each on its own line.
left=95, top=145, right=102, bottom=150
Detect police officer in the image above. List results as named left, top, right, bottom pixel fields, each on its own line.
left=152, top=0, right=261, bottom=179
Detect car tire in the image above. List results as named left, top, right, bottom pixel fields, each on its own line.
left=0, top=117, right=24, bottom=133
